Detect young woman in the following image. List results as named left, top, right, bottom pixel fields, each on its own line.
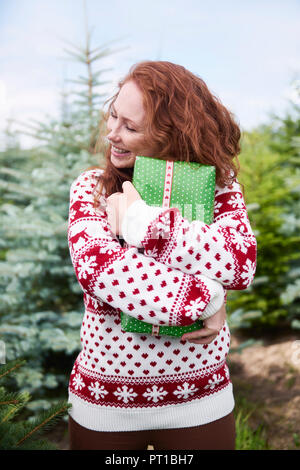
left=67, top=61, right=257, bottom=450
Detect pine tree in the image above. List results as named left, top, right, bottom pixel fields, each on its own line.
left=267, top=84, right=300, bottom=329
left=0, top=359, right=70, bottom=450
left=227, top=83, right=300, bottom=330
left=0, top=20, right=125, bottom=408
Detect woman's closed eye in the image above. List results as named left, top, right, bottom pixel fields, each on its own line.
left=110, top=111, right=137, bottom=132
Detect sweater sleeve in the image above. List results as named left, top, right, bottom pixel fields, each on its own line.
left=121, top=178, right=257, bottom=290
left=68, top=170, right=225, bottom=326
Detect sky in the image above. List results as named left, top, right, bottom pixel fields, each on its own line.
left=0, top=0, right=300, bottom=148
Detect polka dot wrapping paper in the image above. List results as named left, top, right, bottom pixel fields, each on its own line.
left=120, top=156, right=216, bottom=337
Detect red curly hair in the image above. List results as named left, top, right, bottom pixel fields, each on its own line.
left=90, top=60, right=241, bottom=206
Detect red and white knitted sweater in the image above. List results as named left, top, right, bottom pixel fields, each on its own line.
left=67, top=168, right=257, bottom=431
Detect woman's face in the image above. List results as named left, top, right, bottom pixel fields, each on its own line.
left=106, top=80, right=155, bottom=169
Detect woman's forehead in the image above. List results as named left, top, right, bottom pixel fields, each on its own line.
left=114, top=81, right=145, bottom=123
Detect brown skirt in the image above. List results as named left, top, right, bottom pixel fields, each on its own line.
left=68, top=411, right=236, bottom=450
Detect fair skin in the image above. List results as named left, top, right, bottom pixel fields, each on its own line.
left=106, top=80, right=226, bottom=344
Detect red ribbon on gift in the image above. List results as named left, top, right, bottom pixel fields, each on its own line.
left=162, top=161, right=174, bottom=208
left=152, top=161, right=174, bottom=338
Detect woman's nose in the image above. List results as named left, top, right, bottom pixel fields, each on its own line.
left=107, top=122, right=120, bottom=142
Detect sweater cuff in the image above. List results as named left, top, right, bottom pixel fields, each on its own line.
left=121, top=199, right=164, bottom=248
left=198, top=278, right=224, bottom=320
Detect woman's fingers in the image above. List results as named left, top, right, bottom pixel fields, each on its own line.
left=181, top=327, right=219, bottom=344
left=185, top=334, right=218, bottom=345
left=182, top=327, right=218, bottom=340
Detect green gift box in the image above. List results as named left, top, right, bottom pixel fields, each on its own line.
left=120, top=156, right=216, bottom=337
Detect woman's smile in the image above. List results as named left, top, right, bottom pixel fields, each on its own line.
left=111, top=145, right=132, bottom=157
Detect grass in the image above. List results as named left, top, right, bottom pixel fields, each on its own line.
left=234, top=396, right=268, bottom=450
left=293, top=433, right=300, bottom=448
left=235, top=409, right=268, bottom=450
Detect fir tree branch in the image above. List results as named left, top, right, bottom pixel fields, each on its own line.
left=1, top=405, right=19, bottom=423
left=0, top=360, right=26, bottom=380
left=0, top=400, right=20, bottom=405
left=15, top=403, right=69, bottom=447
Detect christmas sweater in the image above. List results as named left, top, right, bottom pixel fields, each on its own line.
left=67, top=168, right=257, bottom=432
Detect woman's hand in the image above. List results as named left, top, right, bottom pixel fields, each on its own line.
left=106, top=181, right=141, bottom=236
left=181, top=303, right=226, bottom=345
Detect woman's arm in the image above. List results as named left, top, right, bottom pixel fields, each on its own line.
left=68, top=170, right=225, bottom=327
left=122, top=178, right=257, bottom=290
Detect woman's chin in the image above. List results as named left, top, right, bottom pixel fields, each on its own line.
left=111, top=153, right=136, bottom=168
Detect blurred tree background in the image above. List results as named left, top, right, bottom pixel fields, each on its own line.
left=0, top=28, right=124, bottom=413
left=227, top=94, right=300, bottom=332
left=0, top=24, right=299, bottom=418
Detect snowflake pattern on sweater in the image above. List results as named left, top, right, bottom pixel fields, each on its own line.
left=67, top=169, right=256, bottom=419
